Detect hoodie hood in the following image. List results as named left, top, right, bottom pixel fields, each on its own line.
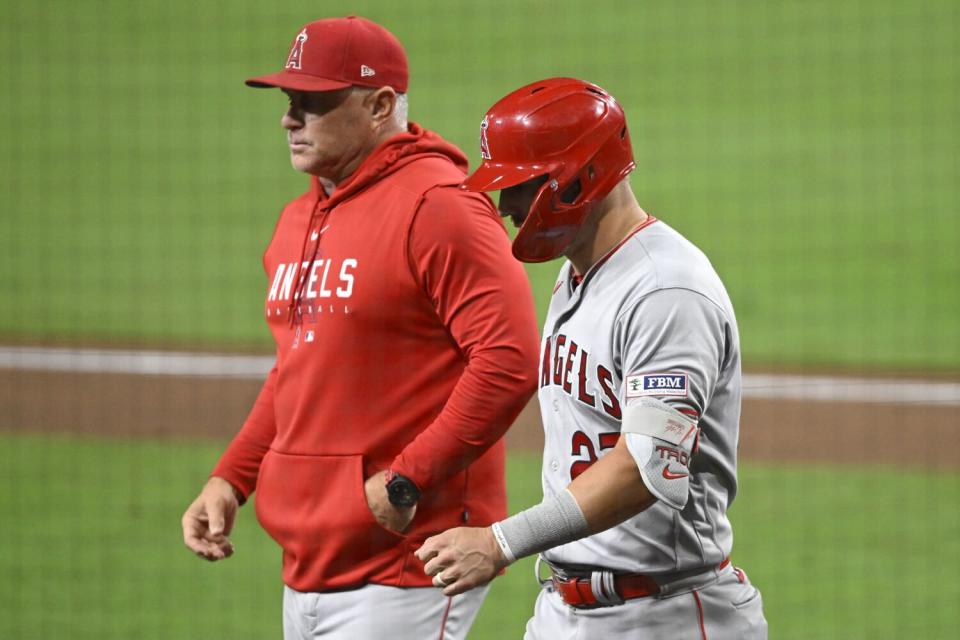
left=311, top=122, right=469, bottom=210
left=287, top=123, right=469, bottom=325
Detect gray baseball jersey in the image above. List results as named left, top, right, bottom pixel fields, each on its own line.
left=538, top=217, right=741, bottom=575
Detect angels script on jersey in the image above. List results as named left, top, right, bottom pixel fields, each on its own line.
left=265, top=259, right=358, bottom=319
left=541, top=334, right=621, bottom=419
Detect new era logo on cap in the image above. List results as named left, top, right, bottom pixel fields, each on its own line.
left=360, top=65, right=376, bottom=77
left=626, top=373, right=688, bottom=398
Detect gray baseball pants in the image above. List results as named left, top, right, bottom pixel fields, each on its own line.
left=283, top=583, right=490, bottom=640
left=524, top=562, right=767, bottom=639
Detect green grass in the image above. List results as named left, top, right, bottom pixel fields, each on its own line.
left=1, top=1, right=958, bottom=368
left=1, top=432, right=959, bottom=639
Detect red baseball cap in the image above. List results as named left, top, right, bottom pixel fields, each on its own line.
left=246, top=16, right=409, bottom=93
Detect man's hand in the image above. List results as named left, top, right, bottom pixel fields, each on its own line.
left=181, top=476, right=239, bottom=561
left=364, top=470, right=416, bottom=533
left=415, top=527, right=508, bottom=596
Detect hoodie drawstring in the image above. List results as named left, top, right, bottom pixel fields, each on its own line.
left=287, top=197, right=329, bottom=327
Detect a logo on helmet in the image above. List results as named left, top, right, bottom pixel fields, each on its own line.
left=479, top=116, right=492, bottom=160
left=285, top=29, right=308, bottom=70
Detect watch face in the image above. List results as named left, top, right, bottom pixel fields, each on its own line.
left=387, top=475, right=420, bottom=507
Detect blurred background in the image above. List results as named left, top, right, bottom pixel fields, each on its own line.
left=1, top=0, right=958, bottom=638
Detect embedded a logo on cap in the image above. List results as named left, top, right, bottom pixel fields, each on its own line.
left=360, top=65, right=376, bottom=78
left=479, top=115, right=492, bottom=160
left=285, top=29, right=308, bottom=70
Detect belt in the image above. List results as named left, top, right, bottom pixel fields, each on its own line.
left=543, top=557, right=731, bottom=609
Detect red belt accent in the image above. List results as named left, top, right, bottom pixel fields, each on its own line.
left=553, top=573, right=660, bottom=608
left=552, top=558, right=731, bottom=609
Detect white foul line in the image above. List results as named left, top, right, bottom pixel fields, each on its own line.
left=0, top=346, right=273, bottom=379
left=0, top=346, right=958, bottom=406
left=741, top=373, right=960, bottom=406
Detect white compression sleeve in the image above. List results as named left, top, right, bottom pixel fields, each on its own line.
left=490, top=489, right=589, bottom=564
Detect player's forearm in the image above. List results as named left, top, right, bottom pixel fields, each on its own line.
left=492, top=438, right=656, bottom=563
left=567, top=437, right=657, bottom=533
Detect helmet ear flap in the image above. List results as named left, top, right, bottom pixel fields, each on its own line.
left=557, top=159, right=600, bottom=207
left=559, top=178, right=582, bottom=205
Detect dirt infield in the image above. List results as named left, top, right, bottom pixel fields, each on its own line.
left=3, top=368, right=958, bottom=469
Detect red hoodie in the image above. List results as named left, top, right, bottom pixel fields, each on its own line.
left=212, top=124, right=540, bottom=591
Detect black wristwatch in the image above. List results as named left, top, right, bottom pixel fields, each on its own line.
left=385, top=470, right=421, bottom=507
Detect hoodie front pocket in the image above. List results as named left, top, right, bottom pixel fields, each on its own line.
left=254, top=450, right=406, bottom=583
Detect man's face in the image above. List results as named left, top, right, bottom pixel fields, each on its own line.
left=281, top=88, right=378, bottom=182
left=497, top=175, right=548, bottom=229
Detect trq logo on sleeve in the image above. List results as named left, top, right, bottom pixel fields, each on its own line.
left=626, top=373, right=688, bottom=398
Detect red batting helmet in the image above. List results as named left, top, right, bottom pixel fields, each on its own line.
left=462, top=78, right=635, bottom=263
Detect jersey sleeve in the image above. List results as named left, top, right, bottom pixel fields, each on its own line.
left=615, top=288, right=730, bottom=509
left=389, top=186, right=541, bottom=491
left=210, top=362, right=278, bottom=503
left=617, top=288, right=730, bottom=416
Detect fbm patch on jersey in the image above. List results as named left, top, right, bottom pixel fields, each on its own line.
left=626, top=373, right=688, bottom=398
